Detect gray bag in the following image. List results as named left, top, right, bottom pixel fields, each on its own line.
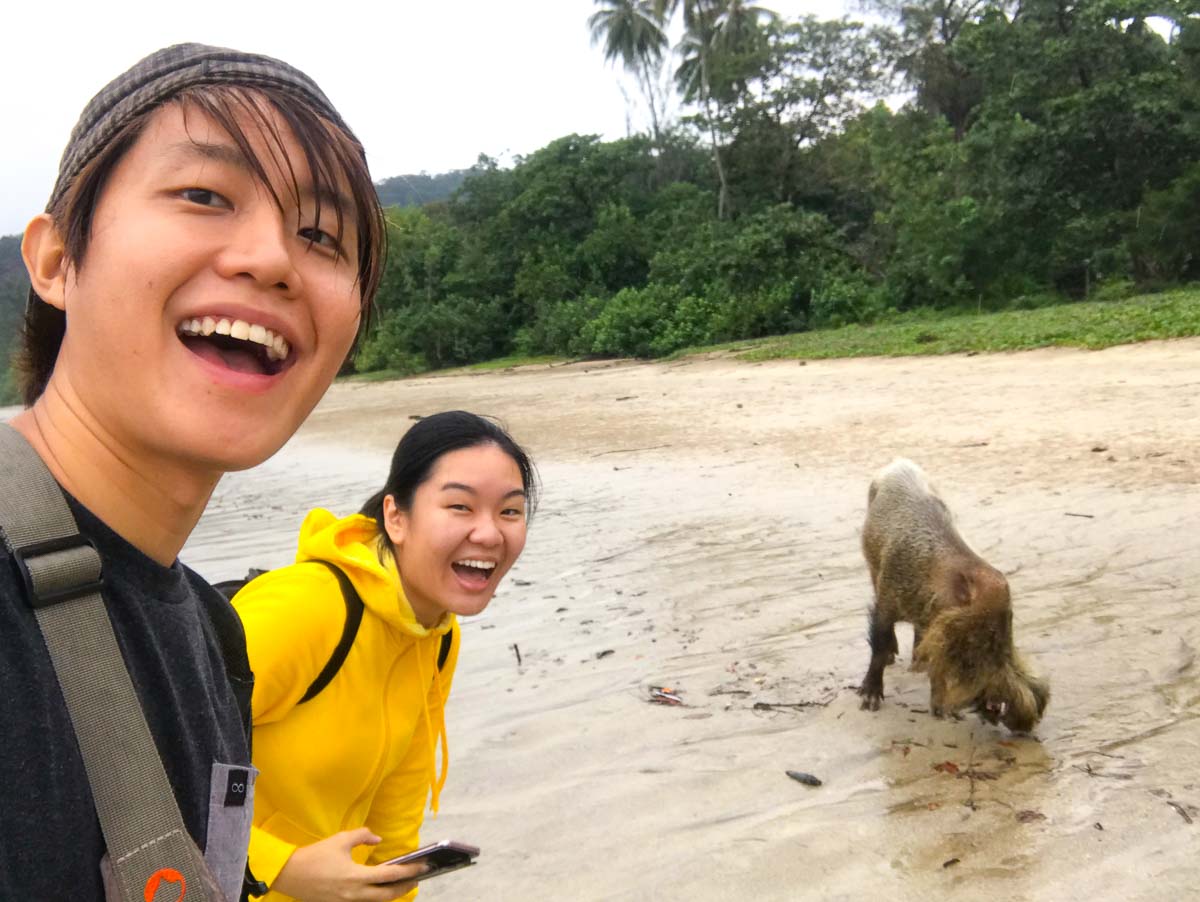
left=0, top=424, right=226, bottom=902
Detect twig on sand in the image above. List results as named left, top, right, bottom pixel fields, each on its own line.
left=511, top=643, right=522, bottom=666
left=1065, top=512, right=1095, bottom=519
left=752, top=697, right=833, bottom=711
left=1166, top=802, right=1194, bottom=825
left=591, top=444, right=672, bottom=457
left=1072, top=763, right=1134, bottom=780
left=966, top=733, right=978, bottom=811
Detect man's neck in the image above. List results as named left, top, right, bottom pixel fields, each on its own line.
left=11, top=390, right=219, bottom=567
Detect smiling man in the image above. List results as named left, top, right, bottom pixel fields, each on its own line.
left=0, top=44, right=427, bottom=901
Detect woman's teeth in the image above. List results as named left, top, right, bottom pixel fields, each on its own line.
left=179, top=316, right=290, bottom=361
left=457, top=559, right=496, bottom=573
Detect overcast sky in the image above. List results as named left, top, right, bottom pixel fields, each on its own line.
left=1, top=0, right=860, bottom=236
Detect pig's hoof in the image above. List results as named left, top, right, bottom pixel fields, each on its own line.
left=859, top=686, right=883, bottom=711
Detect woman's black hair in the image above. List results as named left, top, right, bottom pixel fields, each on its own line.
left=361, top=411, right=539, bottom=528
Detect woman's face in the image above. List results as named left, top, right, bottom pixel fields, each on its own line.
left=383, top=443, right=528, bottom=627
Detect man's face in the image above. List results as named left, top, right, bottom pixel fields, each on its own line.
left=49, top=100, right=362, bottom=473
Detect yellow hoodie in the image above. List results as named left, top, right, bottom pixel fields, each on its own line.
left=234, top=509, right=458, bottom=899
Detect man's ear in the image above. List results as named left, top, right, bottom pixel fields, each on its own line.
left=22, top=214, right=69, bottom=311
left=382, top=494, right=406, bottom=548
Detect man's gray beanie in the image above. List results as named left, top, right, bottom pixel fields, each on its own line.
left=48, top=42, right=358, bottom=212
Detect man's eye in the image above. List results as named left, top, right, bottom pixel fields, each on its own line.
left=180, top=188, right=231, bottom=208
left=299, top=226, right=342, bottom=253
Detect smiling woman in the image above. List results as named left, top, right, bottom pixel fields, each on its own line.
left=231, top=411, right=538, bottom=902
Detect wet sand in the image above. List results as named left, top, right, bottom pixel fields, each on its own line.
left=188, top=339, right=1200, bottom=901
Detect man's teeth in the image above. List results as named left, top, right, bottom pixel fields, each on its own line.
left=179, top=317, right=291, bottom=361
left=457, top=559, right=496, bottom=572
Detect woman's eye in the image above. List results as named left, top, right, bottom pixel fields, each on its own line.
left=502, top=508, right=525, bottom=518
left=448, top=503, right=470, bottom=512
left=180, top=188, right=231, bottom=208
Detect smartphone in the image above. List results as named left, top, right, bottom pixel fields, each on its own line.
left=382, top=839, right=480, bottom=882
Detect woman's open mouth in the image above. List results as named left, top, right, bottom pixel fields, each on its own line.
left=178, top=316, right=292, bottom=376
left=451, top=558, right=496, bottom=590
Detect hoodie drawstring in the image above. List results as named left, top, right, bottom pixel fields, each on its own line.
left=414, top=636, right=450, bottom=814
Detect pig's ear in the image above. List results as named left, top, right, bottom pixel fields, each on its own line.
left=953, top=571, right=974, bottom=606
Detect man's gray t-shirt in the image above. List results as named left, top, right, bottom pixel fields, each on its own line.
left=0, top=494, right=253, bottom=900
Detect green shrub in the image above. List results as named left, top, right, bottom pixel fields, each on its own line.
left=514, top=296, right=606, bottom=356
left=653, top=292, right=719, bottom=354
left=356, top=297, right=509, bottom=372
left=709, top=282, right=805, bottom=341
left=585, top=285, right=682, bottom=358
left=809, top=275, right=890, bottom=328
left=1089, top=278, right=1136, bottom=303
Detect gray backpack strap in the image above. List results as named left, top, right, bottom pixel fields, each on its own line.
left=0, top=424, right=219, bottom=902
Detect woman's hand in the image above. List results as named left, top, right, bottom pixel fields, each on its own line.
left=270, top=827, right=425, bottom=901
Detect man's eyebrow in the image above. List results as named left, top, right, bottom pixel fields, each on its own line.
left=165, top=141, right=357, bottom=225
left=166, top=140, right=253, bottom=173
left=300, top=185, right=358, bottom=232
left=441, top=482, right=526, bottom=500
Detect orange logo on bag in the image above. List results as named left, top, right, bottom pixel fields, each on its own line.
left=144, top=867, right=186, bottom=901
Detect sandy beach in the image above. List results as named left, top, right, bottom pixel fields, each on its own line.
left=186, top=339, right=1200, bottom=902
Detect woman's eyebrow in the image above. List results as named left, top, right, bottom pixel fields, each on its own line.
left=440, top=482, right=526, bottom=500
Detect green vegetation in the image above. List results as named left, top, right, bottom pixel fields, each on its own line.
left=0, top=235, right=27, bottom=404
left=354, top=0, right=1200, bottom=375
left=3, top=0, right=1198, bottom=398
left=733, top=288, right=1200, bottom=361
left=465, top=355, right=564, bottom=372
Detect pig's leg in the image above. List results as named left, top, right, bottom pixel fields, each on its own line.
left=859, top=603, right=896, bottom=711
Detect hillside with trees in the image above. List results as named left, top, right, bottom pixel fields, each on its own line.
left=375, top=170, right=469, bottom=208
left=0, top=236, right=27, bottom=404
left=3, top=0, right=1197, bottom=398
left=355, top=0, right=1199, bottom=373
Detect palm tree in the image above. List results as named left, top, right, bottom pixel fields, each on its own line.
left=589, top=0, right=670, bottom=146
left=654, top=0, right=734, bottom=217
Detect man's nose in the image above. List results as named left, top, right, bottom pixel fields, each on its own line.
left=216, top=205, right=302, bottom=296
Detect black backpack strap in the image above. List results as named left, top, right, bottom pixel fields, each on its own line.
left=298, top=559, right=364, bottom=704
left=286, top=559, right=451, bottom=704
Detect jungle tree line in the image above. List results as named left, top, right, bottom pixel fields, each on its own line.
left=3, top=0, right=1198, bottom=395
left=356, top=0, right=1200, bottom=372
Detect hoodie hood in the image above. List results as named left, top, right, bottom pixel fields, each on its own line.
left=295, top=508, right=453, bottom=639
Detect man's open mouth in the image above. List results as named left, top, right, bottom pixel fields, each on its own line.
left=178, top=316, right=291, bottom=376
